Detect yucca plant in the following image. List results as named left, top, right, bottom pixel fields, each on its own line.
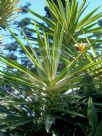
left=0, top=0, right=102, bottom=135
left=28, top=0, right=102, bottom=57
left=0, top=24, right=102, bottom=136
left=0, top=0, right=19, bottom=25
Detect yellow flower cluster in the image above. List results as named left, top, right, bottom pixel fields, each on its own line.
left=76, top=44, right=87, bottom=52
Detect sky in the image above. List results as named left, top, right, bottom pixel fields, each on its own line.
left=18, top=0, right=46, bottom=16
left=77, top=0, right=102, bottom=17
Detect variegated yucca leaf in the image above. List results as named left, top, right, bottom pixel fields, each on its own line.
left=0, top=0, right=19, bottom=24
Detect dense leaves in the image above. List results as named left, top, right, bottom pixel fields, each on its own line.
left=0, top=0, right=19, bottom=25
left=0, top=0, right=102, bottom=136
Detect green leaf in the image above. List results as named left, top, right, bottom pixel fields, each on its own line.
left=95, top=121, right=102, bottom=136
left=0, top=117, right=34, bottom=130
left=28, top=9, right=55, bottom=27
left=51, top=108, right=85, bottom=118
left=45, top=115, right=54, bottom=133
left=0, top=132, right=7, bottom=136
left=87, top=97, right=98, bottom=129
left=77, top=7, right=101, bottom=28
left=58, top=0, right=66, bottom=20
